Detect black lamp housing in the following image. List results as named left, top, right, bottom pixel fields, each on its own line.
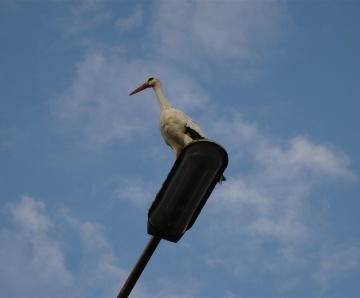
left=147, top=140, right=228, bottom=242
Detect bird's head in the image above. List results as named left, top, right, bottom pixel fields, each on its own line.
left=129, top=76, right=161, bottom=96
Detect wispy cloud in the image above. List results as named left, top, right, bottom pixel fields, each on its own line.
left=209, top=115, right=355, bottom=240
left=107, top=176, right=157, bottom=207
left=60, top=0, right=113, bottom=37
left=115, top=4, right=143, bottom=32
left=314, top=245, right=360, bottom=292
left=67, top=218, right=128, bottom=296
left=1, top=196, right=73, bottom=296
left=149, top=1, right=287, bottom=69
left=199, top=115, right=358, bottom=293
left=51, top=48, right=155, bottom=147
left=0, top=196, right=129, bottom=297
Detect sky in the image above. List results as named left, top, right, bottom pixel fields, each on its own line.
left=1, top=0, right=360, bottom=297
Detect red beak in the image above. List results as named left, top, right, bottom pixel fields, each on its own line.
left=129, top=82, right=150, bottom=96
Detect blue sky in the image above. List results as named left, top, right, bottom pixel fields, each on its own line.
left=1, top=1, right=360, bottom=297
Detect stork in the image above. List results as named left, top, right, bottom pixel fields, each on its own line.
left=129, top=76, right=225, bottom=182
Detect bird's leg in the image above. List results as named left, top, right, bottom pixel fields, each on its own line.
left=174, top=149, right=181, bottom=158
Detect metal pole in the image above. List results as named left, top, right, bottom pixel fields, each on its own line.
left=117, top=236, right=161, bottom=298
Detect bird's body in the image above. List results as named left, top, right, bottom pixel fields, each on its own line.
left=159, top=105, right=206, bottom=157
left=130, top=77, right=206, bottom=157
left=129, top=76, right=225, bottom=182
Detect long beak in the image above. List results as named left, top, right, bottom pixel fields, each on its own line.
left=129, top=82, right=150, bottom=96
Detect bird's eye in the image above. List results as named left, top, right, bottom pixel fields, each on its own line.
left=147, top=77, right=154, bottom=83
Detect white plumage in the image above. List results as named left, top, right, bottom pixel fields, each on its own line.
left=129, top=76, right=225, bottom=182
left=129, top=77, right=206, bottom=158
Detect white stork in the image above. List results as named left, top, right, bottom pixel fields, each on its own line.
left=129, top=76, right=225, bottom=182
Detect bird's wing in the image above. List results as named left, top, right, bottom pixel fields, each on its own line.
left=173, top=108, right=207, bottom=140
left=185, top=123, right=206, bottom=140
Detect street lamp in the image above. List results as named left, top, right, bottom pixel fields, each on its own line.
left=117, top=140, right=228, bottom=298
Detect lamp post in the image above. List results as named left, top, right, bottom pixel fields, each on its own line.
left=117, top=236, right=160, bottom=298
left=117, top=140, right=228, bottom=298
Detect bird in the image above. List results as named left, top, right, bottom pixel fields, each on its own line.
left=129, top=76, right=225, bottom=182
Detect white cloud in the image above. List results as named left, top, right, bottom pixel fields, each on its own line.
left=0, top=195, right=73, bottom=296
left=51, top=48, right=154, bottom=147
left=60, top=0, right=113, bottom=37
left=7, top=194, right=52, bottom=233
left=199, top=114, right=357, bottom=292
left=149, top=1, right=287, bottom=66
left=76, top=221, right=128, bottom=296
left=115, top=4, right=143, bottom=31
left=210, top=116, right=355, bottom=240
left=109, top=176, right=157, bottom=207
left=0, top=196, right=131, bottom=297
left=212, top=115, right=356, bottom=183
left=52, top=208, right=132, bottom=297
left=314, top=246, right=360, bottom=291
left=254, top=136, right=356, bottom=182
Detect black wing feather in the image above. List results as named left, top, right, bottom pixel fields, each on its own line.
left=185, top=125, right=206, bottom=140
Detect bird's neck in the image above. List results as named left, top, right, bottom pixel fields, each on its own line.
left=153, top=84, right=170, bottom=108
